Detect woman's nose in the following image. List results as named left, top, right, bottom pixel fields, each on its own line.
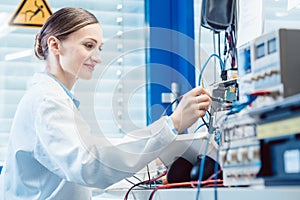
left=91, top=50, right=102, bottom=64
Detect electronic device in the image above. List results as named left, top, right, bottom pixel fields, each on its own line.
left=207, top=78, right=263, bottom=186
left=159, top=29, right=300, bottom=187
left=249, top=94, right=300, bottom=186
left=201, top=0, right=236, bottom=31
left=214, top=112, right=263, bottom=186
left=237, top=28, right=300, bottom=109
left=210, top=79, right=238, bottom=113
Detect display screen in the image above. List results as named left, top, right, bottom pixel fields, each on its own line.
left=268, top=38, right=277, bottom=54
left=256, top=43, right=265, bottom=59
left=238, top=46, right=251, bottom=76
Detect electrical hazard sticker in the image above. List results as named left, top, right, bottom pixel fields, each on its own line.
left=9, top=0, right=52, bottom=28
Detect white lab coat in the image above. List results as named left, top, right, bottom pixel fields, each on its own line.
left=0, top=73, right=176, bottom=200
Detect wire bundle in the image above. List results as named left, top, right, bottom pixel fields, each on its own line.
left=123, top=170, right=167, bottom=200
left=148, top=179, right=223, bottom=200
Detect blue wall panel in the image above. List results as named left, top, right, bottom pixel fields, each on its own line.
left=146, top=0, right=196, bottom=124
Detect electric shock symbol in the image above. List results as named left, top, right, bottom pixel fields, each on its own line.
left=9, top=0, right=52, bottom=28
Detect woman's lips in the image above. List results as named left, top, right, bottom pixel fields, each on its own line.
left=84, top=64, right=95, bottom=71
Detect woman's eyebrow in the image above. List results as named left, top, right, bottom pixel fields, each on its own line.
left=84, top=37, right=102, bottom=44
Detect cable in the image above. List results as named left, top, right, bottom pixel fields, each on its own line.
left=197, top=0, right=204, bottom=86
left=206, top=169, right=222, bottom=181
left=250, top=90, right=279, bottom=97
left=194, top=108, right=212, bottom=133
left=132, top=175, right=143, bottom=183
left=123, top=170, right=167, bottom=200
left=226, top=89, right=278, bottom=115
left=229, top=27, right=237, bottom=69
left=195, top=133, right=213, bottom=200
left=198, top=54, right=225, bottom=87
left=146, top=164, right=151, bottom=188
left=125, top=179, right=149, bottom=189
left=217, top=32, right=221, bottom=58
left=194, top=96, right=232, bottom=134
left=148, top=179, right=223, bottom=200
left=213, top=31, right=217, bottom=83
left=226, top=94, right=257, bottom=115
left=201, top=117, right=209, bottom=129
left=218, top=115, right=230, bottom=168
left=207, top=110, right=211, bottom=116
left=193, top=123, right=206, bottom=133
left=160, top=96, right=183, bottom=117
left=213, top=144, right=221, bottom=200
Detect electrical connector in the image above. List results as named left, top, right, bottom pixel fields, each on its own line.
left=221, top=70, right=227, bottom=81
left=211, top=96, right=232, bottom=104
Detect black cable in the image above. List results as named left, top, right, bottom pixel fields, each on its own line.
left=207, top=110, right=211, bottom=116
left=125, top=179, right=149, bottom=189
left=217, top=32, right=221, bottom=58
left=132, top=175, right=143, bottom=182
left=223, top=31, right=228, bottom=64
left=160, top=96, right=183, bottom=117
left=201, top=117, right=209, bottom=129
left=123, top=171, right=167, bottom=200
left=230, top=27, right=237, bottom=69
left=146, top=165, right=151, bottom=188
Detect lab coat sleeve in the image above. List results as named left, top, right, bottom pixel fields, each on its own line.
left=34, top=96, right=176, bottom=188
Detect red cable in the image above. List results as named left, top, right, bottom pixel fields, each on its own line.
left=250, top=90, right=271, bottom=96
left=123, top=170, right=167, bottom=200
left=148, top=179, right=223, bottom=200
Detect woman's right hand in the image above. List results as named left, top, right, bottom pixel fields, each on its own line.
left=170, top=86, right=211, bottom=133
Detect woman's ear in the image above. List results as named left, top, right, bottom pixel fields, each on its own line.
left=47, top=36, right=61, bottom=56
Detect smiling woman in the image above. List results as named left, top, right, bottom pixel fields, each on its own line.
left=0, top=6, right=212, bottom=200
left=0, top=1, right=147, bottom=179
left=45, top=23, right=102, bottom=83
left=34, top=7, right=103, bottom=88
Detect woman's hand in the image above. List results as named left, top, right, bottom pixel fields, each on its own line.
left=170, top=86, right=211, bottom=133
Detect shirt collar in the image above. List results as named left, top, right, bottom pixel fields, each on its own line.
left=41, top=72, right=80, bottom=109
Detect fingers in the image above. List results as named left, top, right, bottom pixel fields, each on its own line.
left=197, top=109, right=208, bottom=118
left=193, top=101, right=210, bottom=118
left=194, top=92, right=211, bottom=110
left=197, top=101, right=211, bottom=111
left=193, top=91, right=211, bottom=119
left=170, top=86, right=212, bottom=132
left=192, top=86, right=211, bottom=97
left=195, top=94, right=211, bottom=104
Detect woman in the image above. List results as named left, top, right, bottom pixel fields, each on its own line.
left=0, top=7, right=211, bottom=199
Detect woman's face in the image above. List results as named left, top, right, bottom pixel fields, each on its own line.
left=58, top=23, right=103, bottom=80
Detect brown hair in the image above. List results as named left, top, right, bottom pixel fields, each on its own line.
left=34, top=7, right=99, bottom=60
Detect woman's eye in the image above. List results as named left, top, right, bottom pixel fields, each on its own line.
left=85, top=43, right=94, bottom=49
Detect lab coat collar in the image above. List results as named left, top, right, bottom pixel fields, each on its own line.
left=36, top=72, right=81, bottom=109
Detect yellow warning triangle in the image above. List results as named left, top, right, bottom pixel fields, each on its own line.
left=9, top=0, right=52, bottom=28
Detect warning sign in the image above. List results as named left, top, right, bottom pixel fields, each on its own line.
left=9, top=0, right=52, bottom=28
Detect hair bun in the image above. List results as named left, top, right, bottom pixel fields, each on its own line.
left=34, top=33, right=45, bottom=60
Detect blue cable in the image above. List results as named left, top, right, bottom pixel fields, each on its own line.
left=195, top=54, right=225, bottom=200
left=213, top=142, right=220, bottom=200
left=195, top=134, right=212, bottom=200
left=198, top=54, right=225, bottom=87
left=226, top=94, right=257, bottom=115
left=193, top=112, right=210, bottom=133
left=193, top=123, right=206, bottom=133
